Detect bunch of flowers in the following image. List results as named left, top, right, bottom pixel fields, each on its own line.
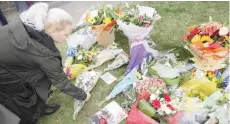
left=118, top=4, right=161, bottom=27
left=75, top=45, right=101, bottom=66
left=182, top=21, right=229, bottom=71
left=136, top=78, right=182, bottom=117
left=182, top=69, right=218, bottom=100
left=84, top=4, right=119, bottom=31
left=136, top=77, right=168, bottom=96
left=148, top=86, right=182, bottom=117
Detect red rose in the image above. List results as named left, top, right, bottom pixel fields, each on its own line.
left=99, top=118, right=107, bottom=124
left=167, top=104, right=175, bottom=111
left=152, top=99, right=161, bottom=109
left=164, top=94, right=171, bottom=102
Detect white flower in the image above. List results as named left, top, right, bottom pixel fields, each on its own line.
left=156, top=89, right=161, bottom=95
left=77, top=55, right=83, bottom=60
left=150, top=94, right=158, bottom=101
left=90, top=10, right=98, bottom=17
left=219, top=27, right=229, bottom=36
left=203, top=42, right=209, bottom=48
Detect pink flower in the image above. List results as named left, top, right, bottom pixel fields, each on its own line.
left=208, top=42, right=222, bottom=49
left=145, top=23, right=151, bottom=28
left=152, top=99, right=161, bottom=109
left=167, top=104, right=175, bottom=111
left=138, top=15, right=144, bottom=21
left=182, top=35, right=188, bottom=41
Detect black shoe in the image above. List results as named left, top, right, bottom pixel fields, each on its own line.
left=43, top=104, right=60, bottom=115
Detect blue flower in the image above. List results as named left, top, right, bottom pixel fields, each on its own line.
left=67, top=47, right=77, bottom=57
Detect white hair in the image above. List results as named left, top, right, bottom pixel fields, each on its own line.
left=20, top=2, right=72, bottom=31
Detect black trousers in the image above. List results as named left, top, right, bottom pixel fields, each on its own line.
left=0, top=66, right=52, bottom=124
left=0, top=9, right=8, bottom=26
left=36, top=78, right=52, bottom=103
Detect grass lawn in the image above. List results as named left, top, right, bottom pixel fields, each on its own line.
left=39, top=1, right=229, bottom=124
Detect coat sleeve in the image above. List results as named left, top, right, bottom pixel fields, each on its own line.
left=38, top=56, right=87, bottom=101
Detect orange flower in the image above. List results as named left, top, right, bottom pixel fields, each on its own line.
left=115, top=8, right=121, bottom=15
left=88, top=55, right=93, bottom=61
left=104, top=20, right=117, bottom=31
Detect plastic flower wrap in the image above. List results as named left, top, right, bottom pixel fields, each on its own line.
left=182, top=21, right=229, bottom=71
left=104, top=52, right=129, bottom=72
left=135, top=81, right=184, bottom=123
left=87, top=45, right=123, bottom=70
left=117, top=5, right=160, bottom=74
left=147, top=58, right=194, bottom=86
left=83, top=5, right=120, bottom=47
left=73, top=70, right=101, bottom=120
left=67, top=27, right=96, bottom=51
left=125, top=40, right=159, bottom=74
left=117, top=4, right=161, bottom=43
left=182, top=69, right=218, bottom=100
left=63, top=64, right=88, bottom=80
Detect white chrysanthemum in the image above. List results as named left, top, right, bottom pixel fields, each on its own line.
left=219, top=27, right=229, bottom=36
left=150, top=94, right=158, bottom=101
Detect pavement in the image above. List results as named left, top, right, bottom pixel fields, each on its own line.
left=4, top=1, right=130, bottom=26
left=51, top=1, right=129, bottom=25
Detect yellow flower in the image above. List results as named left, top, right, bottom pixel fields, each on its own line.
left=191, top=35, right=201, bottom=43
left=211, top=77, right=217, bottom=84
left=200, top=93, right=207, bottom=100
left=85, top=12, right=92, bottom=23
left=201, top=36, right=212, bottom=42
left=208, top=72, right=214, bottom=78
left=103, top=17, right=112, bottom=24
left=90, top=18, right=96, bottom=24
left=137, top=72, right=142, bottom=80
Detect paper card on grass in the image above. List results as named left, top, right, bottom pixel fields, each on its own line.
left=100, top=72, right=117, bottom=85
left=88, top=101, right=128, bottom=124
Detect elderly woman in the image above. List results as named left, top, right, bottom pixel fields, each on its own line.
left=0, top=3, right=90, bottom=124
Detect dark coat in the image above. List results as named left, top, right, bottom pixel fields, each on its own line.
left=0, top=18, right=86, bottom=123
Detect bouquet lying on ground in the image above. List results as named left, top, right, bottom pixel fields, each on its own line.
left=131, top=78, right=184, bottom=123
left=75, top=45, right=100, bottom=66
left=182, top=68, right=222, bottom=100
left=73, top=70, right=101, bottom=120
left=182, top=21, right=229, bottom=71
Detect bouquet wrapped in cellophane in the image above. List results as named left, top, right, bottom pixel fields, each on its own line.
left=117, top=4, right=161, bottom=43
left=73, top=70, right=101, bottom=120
left=117, top=4, right=161, bottom=74
left=83, top=4, right=120, bottom=47
left=182, top=21, right=229, bottom=71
